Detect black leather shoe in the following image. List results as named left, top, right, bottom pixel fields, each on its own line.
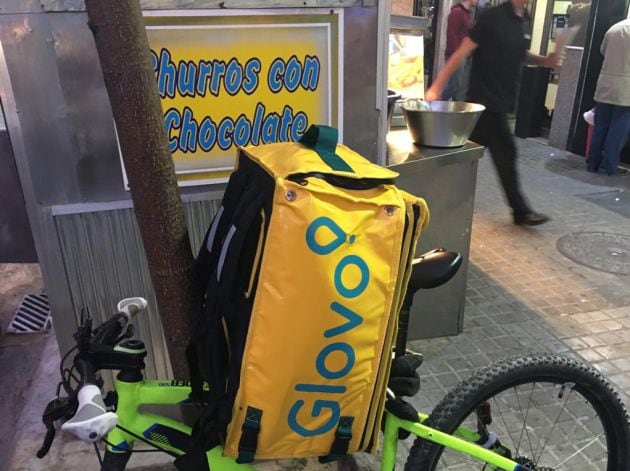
left=514, top=212, right=550, bottom=226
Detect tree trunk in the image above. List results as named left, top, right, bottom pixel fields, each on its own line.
left=85, top=0, right=197, bottom=377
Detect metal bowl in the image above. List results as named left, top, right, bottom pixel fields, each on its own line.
left=400, top=99, right=485, bottom=147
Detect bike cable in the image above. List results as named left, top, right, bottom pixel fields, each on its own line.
left=94, top=442, right=103, bottom=466
left=59, top=345, right=78, bottom=396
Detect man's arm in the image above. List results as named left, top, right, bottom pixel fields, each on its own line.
left=425, top=37, right=478, bottom=101
left=525, top=51, right=560, bottom=68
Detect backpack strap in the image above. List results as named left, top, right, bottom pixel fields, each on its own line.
left=236, top=406, right=263, bottom=463
left=187, top=181, right=268, bottom=403
left=195, top=168, right=249, bottom=295
left=298, top=125, right=354, bottom=173
left=319, top=416, right=354, bottom=463
left=184, top=185, right=270, bottom=467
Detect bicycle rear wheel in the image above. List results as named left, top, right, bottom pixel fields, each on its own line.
left=405, top=354, right=630, bottom=470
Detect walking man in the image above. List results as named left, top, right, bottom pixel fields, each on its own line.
left=586, top=19, right=630, bottom=176
left=426, top=0, right=559, bottom=226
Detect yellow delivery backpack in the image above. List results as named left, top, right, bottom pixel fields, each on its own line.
left=184, top=125, right=428, bottom=465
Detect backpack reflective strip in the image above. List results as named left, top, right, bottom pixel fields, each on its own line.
left=217, top=225, right=237, bottom=282
left=206, top=206, right=225, bottom=253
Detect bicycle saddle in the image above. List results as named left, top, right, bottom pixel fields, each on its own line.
left=406, top=248, right=462, bottom=295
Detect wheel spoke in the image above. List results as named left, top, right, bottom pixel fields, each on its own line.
left=552, top=433, right=606, bottom=467
left=533, top=383, right=573, bottom=465
left=490, top=394, right=519, bottom=453
left=512, top=383, right=536, bottom=459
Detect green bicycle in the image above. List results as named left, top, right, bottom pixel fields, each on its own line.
left=37, top=249, right=630, bottom=470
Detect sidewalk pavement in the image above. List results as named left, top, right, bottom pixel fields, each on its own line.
left=3, top=138, right=629, bottom=470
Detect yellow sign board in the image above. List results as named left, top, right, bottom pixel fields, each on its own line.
left=137, top=11, right=342, bottom=186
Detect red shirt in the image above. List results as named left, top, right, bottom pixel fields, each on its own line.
left=445, top=3, right=473, bottom=59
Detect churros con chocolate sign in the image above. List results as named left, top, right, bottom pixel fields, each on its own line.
left=119, top=10, right=343, bottom=187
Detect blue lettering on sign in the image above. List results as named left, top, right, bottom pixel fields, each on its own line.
left=217, top=118, right=234, bottom=150
left=151, top=51, right=324, bottom=153
left=268, top=58, right=285, bottom=93
left=234, top=114, right=252, bottom=147
left=288, top=217, right=368, bottom=437
left=266, top=55, right=323, bottom=93
left=209, top=60, right=227, bottom=96
left=164, top=107, right=181, bottom=152
left=177, top=60, right=197, bottom=97
left=199, top=117, right=217, bottom=152
left=162, top=102, right=310, bottom=152
left=302, top=55, right=321, bottom=91
left=284, top=55, right=301, bottom=92
left=225, top=58, right=243, bottom=96
left=243, top=58, right=261, bottom=94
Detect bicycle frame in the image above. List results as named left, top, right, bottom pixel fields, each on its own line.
left=106, top=378, right=521, bottom=471
left=381, top=412, right=522, bottom=471
left=105, top=378, right=253, bottom=470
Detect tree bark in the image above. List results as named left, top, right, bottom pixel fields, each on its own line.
left=85, top=0, right=197, bottom=377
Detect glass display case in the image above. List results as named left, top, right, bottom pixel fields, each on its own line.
left=388, top=14, right=430, bottom=127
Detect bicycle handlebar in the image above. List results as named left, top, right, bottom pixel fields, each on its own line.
left=37, top=297, right=148, bottom=457
left=61, top=384, right=118, bottom=443
left=117, top=297, right=148, bottom=320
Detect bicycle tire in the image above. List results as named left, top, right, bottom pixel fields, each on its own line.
left=101, top=450, right=132, bottom=471
left=405, top=353, right=630, bottom=470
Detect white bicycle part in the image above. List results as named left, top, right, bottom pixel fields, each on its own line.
left=61, top=385, right=118, bottom=443
left=116, top=297, right=148, bottom=319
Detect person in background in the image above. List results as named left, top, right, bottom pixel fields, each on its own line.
left=441, top=0, right=477, bottom=101
left=425, top=0, right=559, bottom=226
left=586, top=18, right=630, bottom=176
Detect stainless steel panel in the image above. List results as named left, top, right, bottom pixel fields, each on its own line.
left=0, top=0, right=42, bottom=13
left=0, top=129, right=37, bottom=262
left=54, top=208, right=170, bottom=379
left=390, top=14, right=430, bottom=32
left=388, top=134, right=484, bottom=339
left=0, top=25, right=77, bottom=355
left=549, top=47, right=583, bottom=150
left=343, top=6, right=380, bottom=161
left=48, top=13, right=128, bottom=202
left=0, top=14, right=83, bottom=205
left=41, top=0, right=363, bottom=12
left=52, top=196, right=222, bottom=379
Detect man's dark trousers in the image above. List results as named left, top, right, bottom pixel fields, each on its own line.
left=470, top=110, right=531, bottom=216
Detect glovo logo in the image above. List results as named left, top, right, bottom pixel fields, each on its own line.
left=287, top=217, right=368, bottom=437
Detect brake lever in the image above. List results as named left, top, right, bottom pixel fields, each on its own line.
left=36, top=396, right=76, bottom=459
left=36, top=426, right=56, bottom=459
